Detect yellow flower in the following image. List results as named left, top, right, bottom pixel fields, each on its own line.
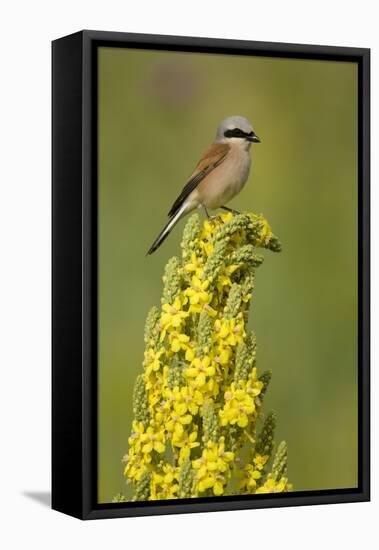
left=140, top=426, right=166, bottom=454
left=172, top=385, right=203, bottom=416
left=255, top=217, right=273, bottom=246
left=165, top=401, right=193, bottom=439
left=228, top=319, right=245, bottom=346
left=123, top=448, right=149, bottom=481
left=144, top=347, right=165, bottom=376
left=253, top=454, right=269, bottom=471
left=199, top=212, right=231, bottom=243
left=220, top=211, right=233, bottom=224
left=199, top=219, right=215, bottom=241
left=193, top=437, right=234, bottom=496
left=238, top=464, right=262, bottom=492
left=213, top=317, right=245, bottom=346
left=168, top=331, right=190, bottom=353
left=200, top=240, right=214, bottom=258
left=127, top=420, right=147, bottom=453
left=124, top=421, right=155, bottom=482
left=255, top=476, right=289, bottom=494
left=175, top=430, right=200, bottom=463
left=151, top=463, right=179, bottom=500
left=203, top=302, right=218, bottom=318
left=153, top=391, right=172, bottom=424
left=185, top=356, right=216, bottom=388
left=213, top=345, right=231, bottom=367
left=144, top=367, right=164, bottom=397
left=215, top=267, right=233, bottom=295
left=160, top=296, right=189, bottom=339
left=184, top=251, right=204, bottom=278
left=213, top=318, right=230, bottom=339
left=185, top=344, right=195, bottom=361
left=185, top=276, right=212, bottom=312
left=219, top=382, right=259, bottom=428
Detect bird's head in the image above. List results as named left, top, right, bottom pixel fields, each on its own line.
left=216, top=115, right=260, bottom=149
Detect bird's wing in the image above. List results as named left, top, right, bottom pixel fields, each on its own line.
left=168, top=143, right=230, bottom=217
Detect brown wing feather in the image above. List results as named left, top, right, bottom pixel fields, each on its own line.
left=167, top=143, right=230, bottom=217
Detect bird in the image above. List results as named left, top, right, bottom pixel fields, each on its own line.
left=147, top=115, right=260, bottom=255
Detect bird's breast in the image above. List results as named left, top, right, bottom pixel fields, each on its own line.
left=197, top=147, right=252, bottom=209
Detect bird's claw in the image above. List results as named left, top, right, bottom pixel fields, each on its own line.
left=210, top=215, right=223, bottom=225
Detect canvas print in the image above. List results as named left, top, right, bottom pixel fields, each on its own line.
left=97, top=47, right=358, bottom=504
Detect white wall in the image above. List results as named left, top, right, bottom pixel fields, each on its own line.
left=0, top=1, right=376, bottom=548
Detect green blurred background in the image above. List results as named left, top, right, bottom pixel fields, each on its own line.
left=98, top=47, right=358, bottom=503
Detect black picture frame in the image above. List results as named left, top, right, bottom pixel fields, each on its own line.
left=52, top=30, right=370, bottom=520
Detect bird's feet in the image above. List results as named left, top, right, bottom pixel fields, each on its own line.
left=210, top=215, right=223, bottom=225
left=221, top=206, right=241, bottom=215
left=203, top=206, right=222, bottom=225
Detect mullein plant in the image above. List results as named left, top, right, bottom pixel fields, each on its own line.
left=115, top=211, right=292, bottom=503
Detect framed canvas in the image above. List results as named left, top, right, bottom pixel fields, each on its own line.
left=52, top=30, right=370, bottom=520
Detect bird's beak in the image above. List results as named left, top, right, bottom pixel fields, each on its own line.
left=247, top=132, right=261, bottom=143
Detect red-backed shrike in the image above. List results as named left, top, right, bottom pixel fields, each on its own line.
left=147, top=115, right=260, bottom=255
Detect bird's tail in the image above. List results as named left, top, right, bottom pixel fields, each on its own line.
left=146, top=203, right=188, bottom=255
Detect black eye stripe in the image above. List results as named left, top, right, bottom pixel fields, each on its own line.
left=224, top=128, right=253, bottom=138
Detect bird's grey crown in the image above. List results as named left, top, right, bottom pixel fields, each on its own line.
left=215, top=115, right=253, bottom=141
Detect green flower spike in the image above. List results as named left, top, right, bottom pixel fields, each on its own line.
left=202, top=399, right=220, bottom=443
left=133, top=470, right=152, bottom=501
left=167, top=356, right=186, bottom=389
left=224, top=283, right=243, bottom=319
left=255, top=411, right=277, bottom=458
left=162, top=256, right=182, bottom=304
left=272, top=441, right=288, bottom=481
left=132, top=374, right=150, bottom=427
left=235, top=331, right=257, bottom=382
left=181, top=213, right=200, bottom=256
left=203, top=239, right=228, bottom=283
left=178, top=458, right=195, bottom=498
left=144, top=306, right=160, bottom=346
left=197, top=310, right=213, bottom=352
left=258, top=370, right=272, bottom=399
left=228, top=244, right=264, bottom=269
left=112, top=493, right=126, bottom=503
